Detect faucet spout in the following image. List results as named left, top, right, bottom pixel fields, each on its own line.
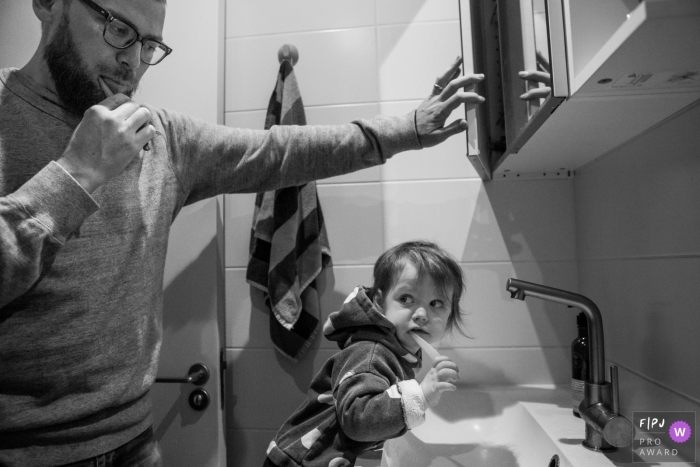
left=505, top=278, right=635, bottom=452
left=506, top=278, right=605, bottom=384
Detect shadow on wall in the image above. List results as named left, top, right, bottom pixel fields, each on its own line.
left=374, top=1, right=462, bottom=58
left=469, top=181, right=578, bottom=383
left=162, top=204, right=220, bottom=335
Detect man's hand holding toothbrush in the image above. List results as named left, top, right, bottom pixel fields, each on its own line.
left=56, top=77, right=155, bottom=194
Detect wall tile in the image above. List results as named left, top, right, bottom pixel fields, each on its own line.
left=226, top=0, right=375, bottom=38
left=483, top=179, right=577, bottom=262
left=227, top=259, right=580, bottom=351
left=317, top=183, right=384, bottom=265
left=379, top=101, right=476, bottom=181
left=225, top=268, right=268, bottom=349
left=382, top=179, right=483, bottom=261
left=226, top=348, right=338, bottom=430
left=449, top=261, right=579, bottom=350
left=316, top=266, right=374, bottom=349
left=225, top=110, right=267, bottom=130
left=226, top=180, right=384, bottom=271
left=305, top=104, right=382, bottom=184
left=599, top=257, right=700, bottom=403
left=382, top=179, right=576, bottom=263
left=226, top=265, right=374, bottom=350
left=226, top=28, right=378, bottom=112
left=377, top=21, right=462, bottom=102
left=414, top=347, right=571, bottom=386
left=575, top=103, right=700, bottom=408
left=613, top=363, right=700, bottom=418
left=575, top=104, right=700, bottom=259
left=223, top=193, right=257, bottom=268
left=376, top=0, right=460, bottom=25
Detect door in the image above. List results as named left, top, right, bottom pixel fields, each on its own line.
left=137, top=0, right=227, bottom=465
left=152, top=198, right=227, bottom=467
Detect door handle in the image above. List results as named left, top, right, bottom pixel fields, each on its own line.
left=155, top=363, right=210, bottom=386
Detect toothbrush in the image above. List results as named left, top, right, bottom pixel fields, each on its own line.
left=409, top=331, right=441, bottom=361
left=98, top=77, right=150, bottom=151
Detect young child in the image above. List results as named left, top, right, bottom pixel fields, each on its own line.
left=263, top=240, right=467, bottom=467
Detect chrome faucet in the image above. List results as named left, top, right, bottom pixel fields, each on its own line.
left=506, top=278, right=635, bottom=452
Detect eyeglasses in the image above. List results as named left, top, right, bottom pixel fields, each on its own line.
left=78, top=0, right=173, bottom=66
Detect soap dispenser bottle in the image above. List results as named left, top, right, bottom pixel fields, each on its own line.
left=571, top=312, right=589, bottom=418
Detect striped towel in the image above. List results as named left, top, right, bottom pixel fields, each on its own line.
left=246, top=60, right=331, bottom=363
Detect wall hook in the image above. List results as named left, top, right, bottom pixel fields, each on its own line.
left=278, top=44, right=299, bottom=66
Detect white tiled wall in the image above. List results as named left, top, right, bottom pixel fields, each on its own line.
left=222, top=2, right=578, bottom=466
left=575, top=102, right=700, bottom=414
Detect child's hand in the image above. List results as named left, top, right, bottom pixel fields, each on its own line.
left=420, top=355, right=459, bottom=407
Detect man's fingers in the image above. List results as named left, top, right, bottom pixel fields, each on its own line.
left=518, top=70, right=551, bottom=85
left=441, top=73, right=484, bottom=97
left=126, top=107, right=153, bottom=139
left=435, top=56, right=463, bottom=88
left=103, top=100, right=143, bottom=122
left=136, top=124, right=157, bottom=148
left=440, top=91, right=485, bottom=116
left=125, top=105, right=151, bottom=127
left=97, top=93, right=132, bottom=111
left=519, top=87, right=551, bottom=101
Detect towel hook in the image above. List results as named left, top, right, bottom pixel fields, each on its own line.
left=278, top=44, right=299, bottom=66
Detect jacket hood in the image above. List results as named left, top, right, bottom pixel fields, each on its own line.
left=322, top=286, right=421, bottom=367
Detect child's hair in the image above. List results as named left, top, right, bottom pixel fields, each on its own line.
left=369, top=240, right=468, bottom=336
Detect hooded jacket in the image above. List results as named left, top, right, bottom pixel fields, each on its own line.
left=265, top=286, right=427, bottom=467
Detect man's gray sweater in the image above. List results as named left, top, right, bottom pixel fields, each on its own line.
left=0, top=67, right=421, bottom=466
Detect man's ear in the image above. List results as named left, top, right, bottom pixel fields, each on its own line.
left=372, top=289, right=384, bottom=312
left=33, top=0, right=63, bottom=25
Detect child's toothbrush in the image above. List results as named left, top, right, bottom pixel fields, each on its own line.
left=409, top=331, right=441, bottom=361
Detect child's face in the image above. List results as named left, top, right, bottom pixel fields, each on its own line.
left=373, top=262, right=453, bottom=354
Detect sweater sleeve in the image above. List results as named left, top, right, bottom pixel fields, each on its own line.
left=159, top=108, right=421, bottom=206
left=333, top=354, right=427, bottom=442
left=0, top=162, right=98, bottom=307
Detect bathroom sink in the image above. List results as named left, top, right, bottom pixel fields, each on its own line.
left=356, top=385, right=622, bottom=467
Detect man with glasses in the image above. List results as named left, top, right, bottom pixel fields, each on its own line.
left=0, top=0, right=484, bottom=466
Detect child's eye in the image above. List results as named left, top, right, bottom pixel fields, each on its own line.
left=430, top=300, right=445, bottom=309
left=399, top=295, right=415, bottom=305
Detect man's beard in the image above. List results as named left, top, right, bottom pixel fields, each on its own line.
left=44, top=13, right=138, bottom=115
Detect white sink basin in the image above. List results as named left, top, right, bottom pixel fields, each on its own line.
left=356, top=385, right=627, bottom=467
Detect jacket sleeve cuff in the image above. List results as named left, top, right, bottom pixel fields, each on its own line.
left=398, top=379, right=426, bottom=429
left=10, top=161, right=99, bottom=243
